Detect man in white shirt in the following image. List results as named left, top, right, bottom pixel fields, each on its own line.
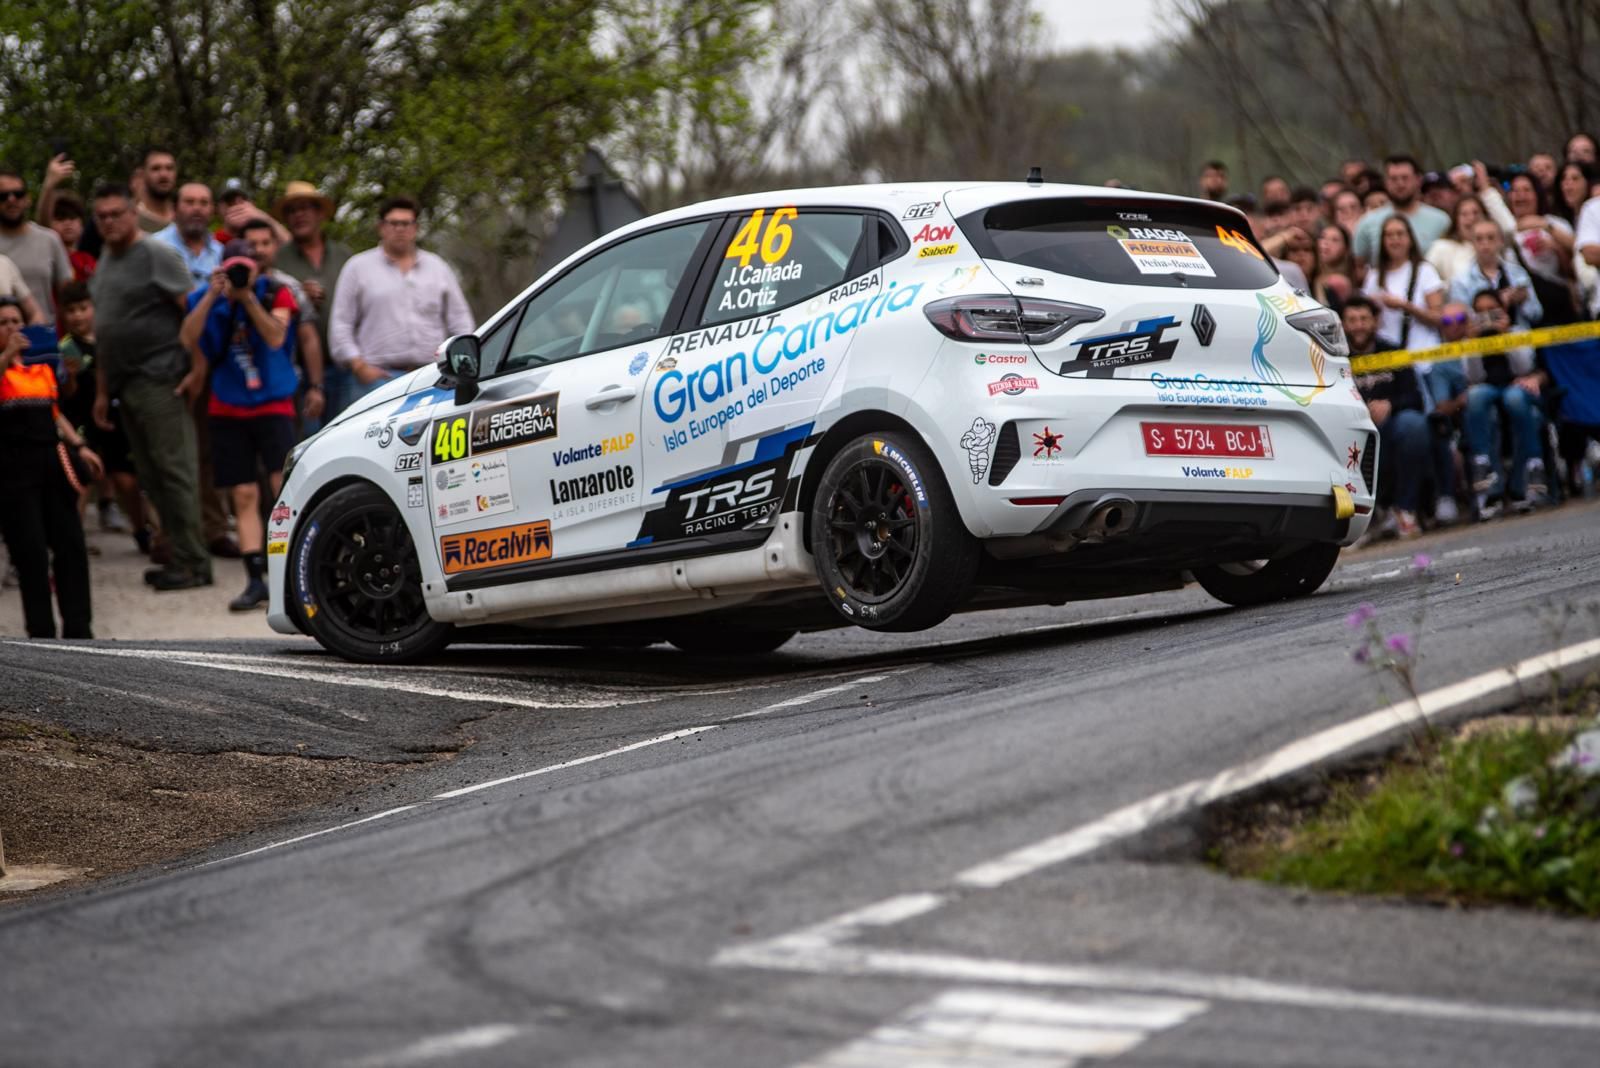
left=1578, top=196, right=1600, bottom=314
left=329, top=195, right=474, bottom=403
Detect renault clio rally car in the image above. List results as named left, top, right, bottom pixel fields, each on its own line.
left=268, top=181, right=1377, bottom=662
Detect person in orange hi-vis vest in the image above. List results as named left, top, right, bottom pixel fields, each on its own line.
left=0, top=295, right=103, bottom=637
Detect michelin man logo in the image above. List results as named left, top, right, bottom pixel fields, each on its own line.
left=959, top=417, right=997, bottom=483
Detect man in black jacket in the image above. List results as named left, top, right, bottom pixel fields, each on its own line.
left=1345, top=295, right=1433, bottom=539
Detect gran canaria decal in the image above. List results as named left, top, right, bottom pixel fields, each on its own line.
left=1251, top=292, right=1329, bottom=407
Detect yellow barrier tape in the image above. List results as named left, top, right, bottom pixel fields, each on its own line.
left=1350, top=319, right=1600, bottom=375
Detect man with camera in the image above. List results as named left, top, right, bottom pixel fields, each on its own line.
left=180, top=240, right=301, bottom=611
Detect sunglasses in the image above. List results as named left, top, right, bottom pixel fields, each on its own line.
left=1440, top=312, right=1469, bottom=325
left=0, top=190, right=27, bottom=201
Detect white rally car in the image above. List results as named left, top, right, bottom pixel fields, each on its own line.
left=268, top=181, right=1376, bottom=662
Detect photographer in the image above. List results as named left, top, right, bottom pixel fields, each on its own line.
left=180, top=241, right=300, bottom=611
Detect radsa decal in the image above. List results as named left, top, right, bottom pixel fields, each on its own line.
left=716, top=206, right=799, bottom=316
left=431, top=393, right=558, bottom=464
left=653, top=280, right=924, bottom=448
left=1106, top=225, right=1215, bottom=277
left=872, top=439, right=927, bottom=508
left=439, top=520, right=553, bottom=575
left=433, top=452, right=514, bottom=527
left=1054, top=316, right=1180, bottom=377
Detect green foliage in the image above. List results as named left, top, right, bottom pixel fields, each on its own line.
left=0, top=0, right=768, bottom=235
left=1231, top=722, right=1600, bottom=916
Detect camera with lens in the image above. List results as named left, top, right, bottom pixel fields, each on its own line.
left=225, top=263, right=252, bottom=289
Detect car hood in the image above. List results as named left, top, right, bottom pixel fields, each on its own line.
left=327, top=368, right=437, bottom=428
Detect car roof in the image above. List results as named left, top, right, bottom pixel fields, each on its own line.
left=481, top=181, right=1233, bottom=334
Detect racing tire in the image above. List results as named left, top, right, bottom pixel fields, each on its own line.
left=667, top=626, right=796, bottom=656
left=1191, top=542, right=1341, bottom=607
left=809, top=431, right=979, bottom=632
left=289, top=482, right=454, bottom=663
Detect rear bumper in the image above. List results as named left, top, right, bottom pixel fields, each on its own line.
left=983, top=486, right=1363, bottom=567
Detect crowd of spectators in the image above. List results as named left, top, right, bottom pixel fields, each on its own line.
left=1, top=149, right=472, bottom=637
left=1199, top=139, right=1600, bottom=540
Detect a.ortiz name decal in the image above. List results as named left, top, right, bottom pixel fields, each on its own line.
left=439, top=520, right=552, bottom=574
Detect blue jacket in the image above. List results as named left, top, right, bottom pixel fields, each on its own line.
left=188, top=278, right=298, bottom=408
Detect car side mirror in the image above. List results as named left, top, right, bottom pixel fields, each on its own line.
left=439, top=334, right=481, bottom=404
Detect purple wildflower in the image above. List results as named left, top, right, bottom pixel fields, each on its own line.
left=1449, top=842, right=1465, bottom=857
left=1345, top=602, right=1377, bottom=630
left=1574, top=751, right=1595, bottom=767
left=1352, top=645, right=1371, bottom=665
left=1384, top=633, right=1415, bottom=658
left=1533, top=825, right=1547, bottom=839
left=1411, top=553, right=1433, bottom=573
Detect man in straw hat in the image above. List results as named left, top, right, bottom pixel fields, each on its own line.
left=274, top=180, right=351, bottom=425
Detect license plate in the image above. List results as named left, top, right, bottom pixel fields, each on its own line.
left=1141, top=421, right=1274, bottom=458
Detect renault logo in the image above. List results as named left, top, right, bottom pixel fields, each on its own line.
left=1191, top=304, right=1216, bottom=346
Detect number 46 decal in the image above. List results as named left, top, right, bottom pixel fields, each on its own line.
left=432, top=415, right=468, bottom=464
left=1215, top=225, right=1263, bottom=260
left=725, top=207, right=797, bottom=268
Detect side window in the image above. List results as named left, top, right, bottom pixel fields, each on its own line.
left=492, top=219, right=712, bottom=377
left=699, top=209, right=867, bottom=326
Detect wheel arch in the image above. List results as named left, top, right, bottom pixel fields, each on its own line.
left=280, top=474, right=387, bottom=634
left=796, top=409, right=924, bottom=551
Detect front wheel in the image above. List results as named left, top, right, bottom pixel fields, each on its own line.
left=1192, top=542, right=1341, bottom=607
left=809, top=432, right=979, bottom=631
left=290, top=482, right=453, bottom=663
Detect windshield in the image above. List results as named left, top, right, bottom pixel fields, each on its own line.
left=959, top=197, right=1281, bottom=291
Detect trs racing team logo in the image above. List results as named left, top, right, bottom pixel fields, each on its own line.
left=439, top=520, right=553, bottom=575
left=1251, top=292, right=1330, bottom=407
left=1054, top=316, right=1179, bottom=377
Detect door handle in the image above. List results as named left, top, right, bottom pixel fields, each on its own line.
left=584, top=386, right=637, bottom=410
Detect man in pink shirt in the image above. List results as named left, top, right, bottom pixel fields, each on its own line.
left=328, top=195, right=474, bottom=402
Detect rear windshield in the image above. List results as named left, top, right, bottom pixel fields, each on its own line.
left=959, top=197, right=1281, bottom=290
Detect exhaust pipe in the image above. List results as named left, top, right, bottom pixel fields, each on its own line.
left=1075, top=496, right=1136, bottom=543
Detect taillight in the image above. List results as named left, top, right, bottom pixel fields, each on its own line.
left=924, top=295, right=1103, bottom=345
left=1286, top=307, right=1349, bottom=358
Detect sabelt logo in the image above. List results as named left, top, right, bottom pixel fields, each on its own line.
left=917, top=243, right=958, bottom=258
left=439, top=520, right=553, bottom=574
left=974, top=352, right=1029, bottom=365
left=911, top=224, right=955, bottom=243
left=469, top=394, right=558, bottom=454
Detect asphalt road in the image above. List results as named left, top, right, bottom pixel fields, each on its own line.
left=3, top=501, right=1600, bottom=1067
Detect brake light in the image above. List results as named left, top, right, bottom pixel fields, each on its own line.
left=1286, top=307, right=1349, bottom=358
left=924, top=295, right=1103, bottom=345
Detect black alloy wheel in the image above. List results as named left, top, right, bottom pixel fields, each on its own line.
left=293, top=483, right=453, bottom=662
left=810, top=432, right=978, bottom=631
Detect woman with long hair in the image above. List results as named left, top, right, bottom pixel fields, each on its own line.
left=1553, top=161, right=1595, bottom=225
left=1314, top=223, right=1357, bottom=306
left=1364, top=215, right=1447, bottom=351
left=1426, top=193, right=1488, bottom=282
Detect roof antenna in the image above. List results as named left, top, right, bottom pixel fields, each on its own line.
left=1026, top=166, right=1043, bottom=186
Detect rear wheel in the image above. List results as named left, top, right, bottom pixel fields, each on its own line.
left=1192, top=542, right=1341, bottom=607
left=809, top=432, right=979, bottom=631
left=290, top=483, right=453, bottom=663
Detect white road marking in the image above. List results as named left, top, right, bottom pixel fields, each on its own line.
left=202, top=806, right=421, bottom=867
left=718, top=635, right=1600, bottom=1030
left=956, top=634, right=1600, bottom=889
left=431, top=726, right=720, bottom=799
left=731, top=674, right=893, bottom=719
left=344, top=1024, right=522, bottom=1066
left=792, top=987, right=1206, bottom=1067
left=6, top=643, right=652, bottom=710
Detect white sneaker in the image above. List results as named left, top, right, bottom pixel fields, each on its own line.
left=1525, top=458, right=1547, bottom=500
left=1433, top=496, right=1459, bottom=526
left=100, top=501, right=130, bottom=533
